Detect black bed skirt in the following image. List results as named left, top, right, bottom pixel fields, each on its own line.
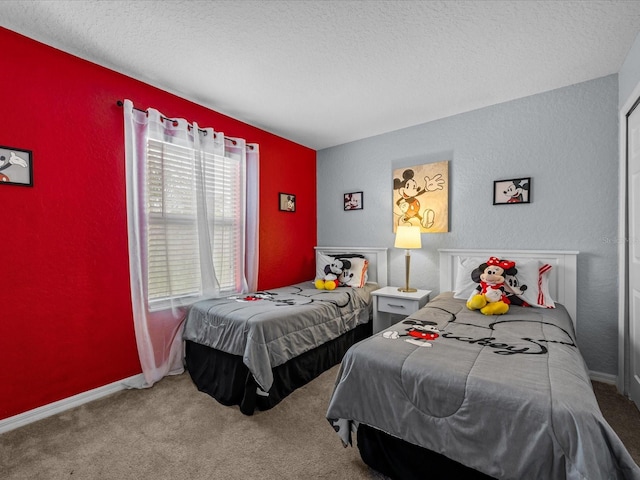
left=185, top=322, right=372, bottom=415
left=357, top=424, right=497, bottom=480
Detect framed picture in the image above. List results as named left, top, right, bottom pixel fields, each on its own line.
left=344, top=191, right=363, bottom=211
left=0, top=145, right=33, bottom=187
left=493, top=177, right=531, bottom=205
left=279, top=192, right=296, bottom=212
left=393, top=160, right=449, bottom=232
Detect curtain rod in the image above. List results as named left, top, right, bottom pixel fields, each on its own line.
left=116, top=100, right=254, bottom=149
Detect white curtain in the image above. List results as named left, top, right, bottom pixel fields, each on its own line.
left=244, top=143, right=260, bottom=292
left=123, top=99, right=259, bottom=387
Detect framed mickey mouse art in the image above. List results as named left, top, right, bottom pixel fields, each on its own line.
left=344, top=191, right=363, bottom=211
left=493, top=177, right=531, bottom=205
left=0, top=145, right=33, bottom=187
left=278, top=192, right=296, bottom=212
left=392, top=160, right=449, bottom=233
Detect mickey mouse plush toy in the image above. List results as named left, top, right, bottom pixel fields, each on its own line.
left=467, top=257, right=517, bottom=315
left=315, top=257, right=352, bottom=290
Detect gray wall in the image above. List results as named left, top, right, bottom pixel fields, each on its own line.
left=620, top=31, right=640, bottom=108
left=317, top=75, right=619, bottom=376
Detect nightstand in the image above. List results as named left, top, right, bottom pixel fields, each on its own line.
left=371, top=286, right=432, bottom=334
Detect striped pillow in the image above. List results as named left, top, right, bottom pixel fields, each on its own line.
left=506, top=260, right=555, bottom=308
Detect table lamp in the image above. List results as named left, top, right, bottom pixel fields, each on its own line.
left=394, top=225, right=422, bottom=292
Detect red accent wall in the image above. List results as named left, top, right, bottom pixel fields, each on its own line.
left=0, top=27, right=316, bottom=420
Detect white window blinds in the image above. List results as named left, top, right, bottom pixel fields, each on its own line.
left=146, top=137, right=245, bottom=306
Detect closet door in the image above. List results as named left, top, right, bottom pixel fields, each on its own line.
left=627, top=101, right=640, bottom=407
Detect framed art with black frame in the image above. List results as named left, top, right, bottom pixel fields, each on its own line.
left=493, top=177, right=530, bottom=205
left=0, top=145, right=33, bottom=187
left=344, top=191, right=363, bottom=211
left=279, top=192, right=296, bottom=212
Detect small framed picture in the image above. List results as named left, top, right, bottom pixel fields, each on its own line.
left=0, top=145, right=33, bottom=187
left=344, top=191, right=363, bottom=211
left=279, top=192, right=296, bottom=212
left=493, top=177, right=531, bottom=205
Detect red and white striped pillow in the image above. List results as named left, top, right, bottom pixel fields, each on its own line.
left=508, top=260, right=555, bottom=308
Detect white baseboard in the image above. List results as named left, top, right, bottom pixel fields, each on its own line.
left=590, top=370, right=617, bottom=385
left=0, top=370, right=620, bottom=435
left=0, top=374, right=145, bottom=435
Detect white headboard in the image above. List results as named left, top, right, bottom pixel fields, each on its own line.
left=314, top=246, right=388, bottom=287
left=439, top=249, right=579, bottom=325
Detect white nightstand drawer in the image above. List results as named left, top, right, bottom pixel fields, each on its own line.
left=371, top=287, right=432, bottom=333
left=377, top=296, right=416, bottom=314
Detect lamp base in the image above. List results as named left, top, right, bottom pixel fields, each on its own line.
left=398, top=287, right=417, bottom=293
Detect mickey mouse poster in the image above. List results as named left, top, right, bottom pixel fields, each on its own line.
left=392, top=160, right=449, bottom=232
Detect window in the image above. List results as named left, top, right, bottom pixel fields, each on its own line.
left=146, top=137, right=245, bottom=308
left=123, top=99, right=259, bottom=385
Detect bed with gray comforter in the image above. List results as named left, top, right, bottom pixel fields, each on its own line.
left=326, top=292, right=640, bottom=480
left=184, top=282, right=376, bottom=394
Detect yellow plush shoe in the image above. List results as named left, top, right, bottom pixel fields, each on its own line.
left=467, top=294, right=487, bottom=310
left=480, top=301, right=509, bottom=315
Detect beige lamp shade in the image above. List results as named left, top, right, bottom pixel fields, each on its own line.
left=394, top=225, right=422, bottom=249
left=395, top=225, right=422, bottom=292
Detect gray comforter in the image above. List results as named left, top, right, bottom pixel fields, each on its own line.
left=326, top=292, right=640, bottom=480
left=183, top=282, right=376, bottom=392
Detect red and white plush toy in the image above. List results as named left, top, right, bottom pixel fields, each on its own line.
left=466, top=257, right=517, bottom=315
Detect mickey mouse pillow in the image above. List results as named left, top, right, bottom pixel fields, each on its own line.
left=315, top=253, right=369, bottom=288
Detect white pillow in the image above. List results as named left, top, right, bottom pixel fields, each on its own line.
left=453, top=257, right=486, bottom=299
left=339, top=257, right=369, bottom=287
left=505, top=259, right=555, bottom=308
left=315, top=253, right=335, bottom=280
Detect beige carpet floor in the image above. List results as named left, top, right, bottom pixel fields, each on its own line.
left=592, top=381, right=640, bottom=464
left=1, top=365, right=638, bottom=480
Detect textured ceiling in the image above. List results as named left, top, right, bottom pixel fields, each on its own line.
left=2, top=0, right=640, bottom=149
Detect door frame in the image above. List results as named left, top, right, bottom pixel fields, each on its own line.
left=618, top=80, right=640, bottom=395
